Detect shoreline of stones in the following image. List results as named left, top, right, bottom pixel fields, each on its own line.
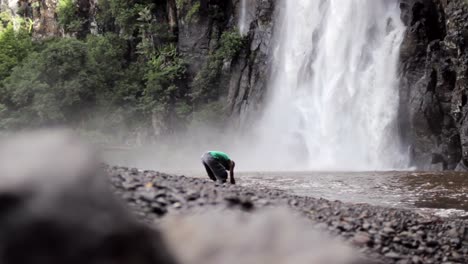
left=108, top=166, right=468, bottom=264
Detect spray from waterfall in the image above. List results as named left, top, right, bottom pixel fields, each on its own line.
left=251, top=0, right=408, bottom=171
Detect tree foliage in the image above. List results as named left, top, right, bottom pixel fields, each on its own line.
left=191, top=30, right=244, bottom=104
left=141, top=44, right=187, bottom=116
left=0, top=12, right=33, bottom=81
left=0, top=29, right=188, bottom=133
left=57, top=0, right=84, bottom=32
left=0, top=0, right=243, bottom=140
left=2, top=39, right=91, bottom=127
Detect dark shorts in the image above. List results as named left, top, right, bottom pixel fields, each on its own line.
left=201, top=152, right=228, bottom=182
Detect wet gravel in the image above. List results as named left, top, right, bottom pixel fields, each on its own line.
left=108, top=166, right=468, bottom=264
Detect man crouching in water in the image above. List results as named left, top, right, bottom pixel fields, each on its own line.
left=201, top=151, right=235, bottom=184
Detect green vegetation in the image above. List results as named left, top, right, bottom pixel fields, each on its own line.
left=2, top=39, right=91, bottom=127
left=176, top=0, right=188, bottom=9
left=57, top=0, right=84, bottom=32
left=95, top=0, right=164, bottom=40
left=141, top=44, right=187, bottom=116
left=185, top=1, right=200, bottom=22
left=0, top=31, right=188, bottom=133
left=0, top=0, right=245, bottom=141
left=0, top=12, right=33, bottom=81
left=192, top=30, right=245, bottom=104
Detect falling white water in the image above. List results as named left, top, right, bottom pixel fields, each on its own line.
left=0, top=0, right=20, bottom=31
left=251, top=0, right=408, bottom=171
left=238, top=0, right=248, bottom=35
left=0, top=0, right=18, bottom=13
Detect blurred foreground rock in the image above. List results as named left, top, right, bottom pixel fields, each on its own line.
left=161, top=208, right=369, bottom=264
left=0, top=130, right=177, bottom=264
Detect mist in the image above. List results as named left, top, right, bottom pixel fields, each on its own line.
left=101, top=123, right=270, bottom=172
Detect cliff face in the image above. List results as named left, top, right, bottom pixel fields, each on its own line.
left=399, top=0, right=468, bottom=170
left=224, top=0, right=275, bottom=128
left=176, top=0, right=275, bottom=128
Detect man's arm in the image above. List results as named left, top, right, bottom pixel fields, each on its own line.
left=229, top=160, right=236, bottom=184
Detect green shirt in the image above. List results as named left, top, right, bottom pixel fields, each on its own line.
left=209, top=151, right=231, bottom=168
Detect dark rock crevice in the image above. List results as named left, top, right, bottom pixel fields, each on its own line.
left=221, top=0, right=276, bottom=129
left=399, top=0, right=468, bottom=170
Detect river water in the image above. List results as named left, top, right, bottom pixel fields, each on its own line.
left=103, top=149, right=468, bottom=217
left=235, top=171, right=468, bottom=218
left=160, top=169, right=468, bottom=218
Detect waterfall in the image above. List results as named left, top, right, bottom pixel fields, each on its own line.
left=252, top=0, right=408, bottom=171
left=238, top=0, right=248, bottom=35
left=0, top=0, right=18, bottom=13
left=0, top=0, right=21, bottom=31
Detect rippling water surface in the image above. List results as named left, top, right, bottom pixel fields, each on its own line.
left=104, top=148, right=468, bottom=217
left=170, top=170, right=468, bottom=218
